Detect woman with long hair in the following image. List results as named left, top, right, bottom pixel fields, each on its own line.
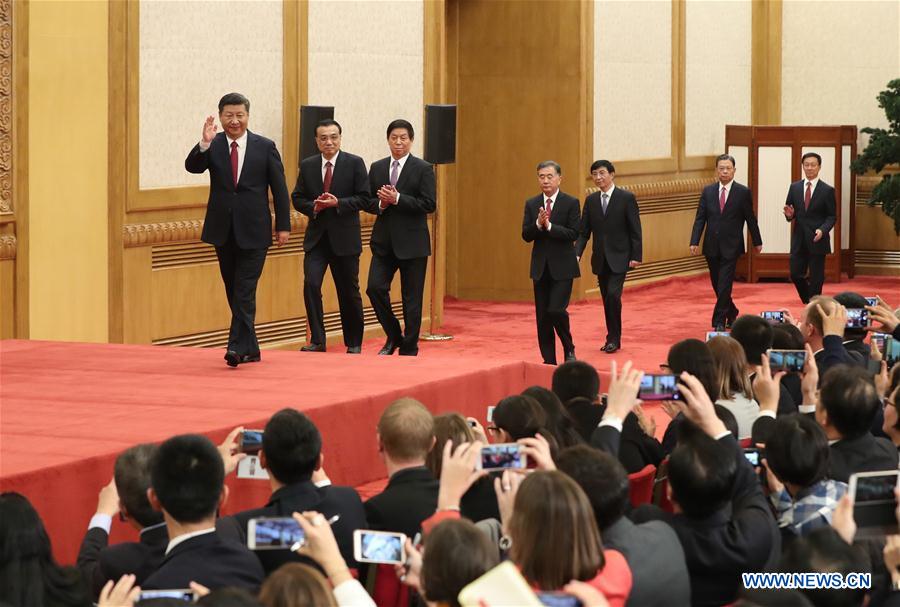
left=708, top=336, right=759, bottom=438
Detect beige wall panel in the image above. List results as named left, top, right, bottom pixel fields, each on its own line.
left=123, top=247, right=153, bottom=344
left=841, top=146, right=851, bottom=249
left=729, top=146, right=749, bottom=185
left=151, top=261, right=232, bottom=340
left=641, top=210, right=698, bottom=261
left=782, top=1, right=899, bottom=148
left=685, top=0, right=751, bottom=157
left=139, top=0, right=284, bottom=189
left=855, top=205, right=900, bottom=252
left=308, top=0, right=423, bottom=166
left=757, top=146, right=793, bottom=254
left=595, top=0, right=671, bottom=161
left=29, top=0, right=109, bottom=342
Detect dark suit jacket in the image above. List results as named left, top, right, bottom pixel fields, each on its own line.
left=222, top=481, right=366, bottom=573
left=785, top=179, right=836, bottom=255
left=365, top=155, right=436, bottom=259
left=522, top=192, right=581, bottom=281
left=602, top=516, right=691, bottom=607
left=576, top=187, right=643, bottom=275
left=141, top=531, right=264, bottom=592
left=77, top=523, right=168, bottom=598
left=292, top=151, right=370, bottom=256
left=690, top=181, right=762, bottom=260
left=633, top=435, right=780, bottom=607
left=844, top=339, right=871, bottom=368
left=186, top=131, right=291, bottom=249
left=567, top=399, right=664, bottom=473
left=815, top=335, right=855, bottom=384
left=364, top=466, right=438, bottom=538
left=829, top=433, right=899, bottom=483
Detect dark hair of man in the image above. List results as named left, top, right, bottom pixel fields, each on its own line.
left=766, top=414, right=829, bottom=488
left=833, top=291, right=869, bottom=341
left=521, top=386, right=584, bottom=449
left=420, top=519, right=499, bottom=607
left=556, top=445, right=629, bottom=531
left=590, top=159, right=615, bottom=174
left=114, top=443, right=163, bottom=528
left=263, top=408, right=323, bottom=485
left=377, top=398, right=434, bottom=461
left=315, top=119, right=342, bottom=136
left=772, top=323, right=805, bottom=350
left=218, top=92, right=250, bottom=113
left=536, top=160, right=561, bottom=175
left=426, top=413, right=475, bottom=479
left=779, top=527, right=870, bottom=607
left=667, top=338, right=721, bottom=401
left=730, top=315, right=775, bottom=365
left=552, top=360, right=601, bottom=403
left=150, top=434, right=224, bottom=523
left=715, top=153, right=736, bottom=167
left=667, top=422, right=737, bottom=518
left=509, top=471, right=603, bottom=589
left=714, top=405, right=740, bottom=439
left=800, top=152, right=822, bottom=166
left=0, top=492, right=90, bottom=607
left=258, top=562, right=336, bottom=607
left=492, top=395, right=556, bottom=450
left=819, top=365, right=879, bottom=440
left=386, top=119, right=414, bottom=140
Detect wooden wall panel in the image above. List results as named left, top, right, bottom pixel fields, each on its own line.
left=855, top=202, right=900, bottom=277
left=0, top=256, right=14, bottom=339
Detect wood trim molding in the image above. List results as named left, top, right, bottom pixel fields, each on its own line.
left=672, top=0, right=685, bottom=168
left=0, top=0, right=12, bottom=215
left=11, top=0, right=27, bottom=337
left=751, top=0, right=782, bottom=125
left=585, top=178, right=705, bottom=214
left=0, top=234, right=15, bottom=260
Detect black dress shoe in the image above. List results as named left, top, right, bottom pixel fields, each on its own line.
left=300, top=343, right=326, bottom=352
left=241, top=353, right=261, bottom=363
left=564, top=351, right=577, bottom=362
left=378, top=341, right=398, bottom=355
left=346, top=346, right=361, bottom=354
left=602, top=343, right=620, bottom=354
left=225, top=350, right=241, bottom=367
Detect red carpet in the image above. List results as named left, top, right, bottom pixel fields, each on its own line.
left=1, top=274, right=896, bottom=563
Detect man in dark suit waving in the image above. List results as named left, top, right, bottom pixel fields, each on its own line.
left=523, top=161, right=581, bottom=365
left=690, top=154, right=763, bottom=330
left=185, top=93, right=291, bottom=367
left=784, top=152, right=836, bottom=303
left=576, top=160, right=642, bottom=354
left=364, top=119, right=436, bottom=356
left=292, top=120, right=369, bottom=353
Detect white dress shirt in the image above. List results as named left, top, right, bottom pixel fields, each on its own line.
left=537, top=189, right=559, bottom=230
left=165, top=527, right=216, bottom=555
left=804, top=177, right=819, bottom=198
left=322, top=151, right=340, bottom=181
left=380, top=153, right=410, bottom=210
left=198, top=131, right=248, bottom=184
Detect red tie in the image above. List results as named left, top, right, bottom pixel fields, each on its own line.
left=545, top=198, right=552, bottom=214
left=804, top=182, right=812, bottom=210
left=719, top=186, right=727, bottom=212
left=230, top=141, right=239, bottom=189
left=323, top=161, right=333, bottom=193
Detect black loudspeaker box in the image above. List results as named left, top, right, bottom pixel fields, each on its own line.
left=424, top=104, right=457, bottom=165
left=298, top=105, right=335, bottom=166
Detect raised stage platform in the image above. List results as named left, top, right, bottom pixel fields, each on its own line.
left=0, top=340, right=552, bottom=563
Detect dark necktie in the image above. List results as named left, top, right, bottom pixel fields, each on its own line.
left=804, top=182, right=812, bottom=210
left=602, top=192, right=609, bottom=215
left=230, top=141, right=239, bottom=189
left=323, top=161, right=333, bottom=193
left=390, top=160, right=400, bottom=187
left=719, top=186, right=727, bottom=212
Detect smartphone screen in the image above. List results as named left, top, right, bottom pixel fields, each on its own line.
left=885, top=337, right=900, bottom=369
left=706, top=330, right=730, bottom=341
left=536, top=591, right=584, bottom=607
left=478, top=444, right=527, bottom=470
left=639, top=374, right=680, bottom=401
left=850, top=471, right=899, bottom=534
left=761, top=311, right=785, bottom=323
left=846, top=308, right=869, bottom=329
left=239, top=429, right=264, bottom=454
left=866, top=297, right=878, bottom=307
left=486, top=405, right=495, bottom=423
left=768, top=349, right=807, bottom=373
left=354, top=530, right=406, bottom=564
left=138, top=590, right=195, bottom=602
left=872, top=332, right=888, bottom=351
left=248, top=517, right=305, bottom=550
left=743, top=448, right=760, bottom=467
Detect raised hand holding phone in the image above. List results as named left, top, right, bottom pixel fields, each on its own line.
left=292, top=511, right=352, bottom=585
left=677, top=372, right=727, bottom=437
left=604, top=360, right=644, bottom=422
left=436, top=440, right=486, bottom=511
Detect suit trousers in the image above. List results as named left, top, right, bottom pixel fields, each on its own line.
left=533, top=268, right=574, bottom=365
left=705, top=255, right=738, bottom=327
left=303, top=237, right=364, bottom=347
left=789, top=242, right=825, bottom=304
left=215, top=229, right=268, bottom=356
left=598, top=258, right=627, bottom=345
left=366, top=251, right=428, bottom=355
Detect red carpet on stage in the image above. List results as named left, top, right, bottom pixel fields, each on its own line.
left=1, top=274, right=897, bottom=563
